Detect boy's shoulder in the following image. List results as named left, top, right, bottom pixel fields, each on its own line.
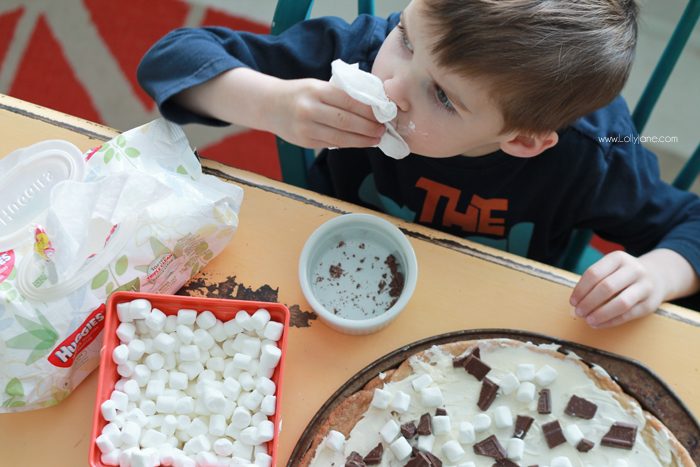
left=564, top=96, right=638, bottom=156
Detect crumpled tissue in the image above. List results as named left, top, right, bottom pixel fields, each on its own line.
left=329, top=59, right=411, bottom=159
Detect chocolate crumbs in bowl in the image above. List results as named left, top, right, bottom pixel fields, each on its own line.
left=309, top=236, right=406, bottom=320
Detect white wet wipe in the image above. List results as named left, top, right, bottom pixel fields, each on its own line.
left=329, top=59, right=411, bottom=159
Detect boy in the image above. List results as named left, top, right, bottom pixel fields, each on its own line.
left=137, top=0, right=700, bottom=327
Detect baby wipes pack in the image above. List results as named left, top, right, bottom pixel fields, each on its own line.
left=0, top=119, right=243, bottom=412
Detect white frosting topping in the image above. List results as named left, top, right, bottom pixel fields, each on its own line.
left=309, top=339, right=676, bottom=467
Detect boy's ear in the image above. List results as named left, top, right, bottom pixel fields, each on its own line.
left=500, top=131, right=559, bottom=158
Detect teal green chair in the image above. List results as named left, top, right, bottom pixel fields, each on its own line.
left=270, top=0, right=375, bottom=188
left=560, top=0, right=700, bottom=273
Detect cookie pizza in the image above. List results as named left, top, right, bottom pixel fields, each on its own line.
left=302, top=338, right=694, bottom=467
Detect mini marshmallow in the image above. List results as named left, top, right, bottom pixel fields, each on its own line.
left=134, top=320, right=150, bottom=338
left=110, top=390, right=129, bottom=412
left=145, top=379, right=165, bottom=400
left=178, top=361, right=204, bottom=380
left=564, top=424, right=585, bottom=446
left=417, top=434, right=434, bottom=452
left=516, top=363, right=536, bottom=382
left=195, top=310, right=217, bottom=329
left=507, top=438, right=525, bottom=460
left=153, top=332, right=177, bottom=353
left=132, top=364, right=151, bottom=387
left=101, top=449, right=121, bottom=466
left=140, top=429, right=167, bottom=448
left=161, top=415, right=178, bottom=436
left=203, top=387, right=226, bottom=413
left=123, top=379, right=141, bottom=401
left=411, top=373, right=433, bottom=392
left=209, top=343, right=225, bottom=358
left=390, top=437, right=412, bottom=461
left=499, top=373, right=520, bottom=395
left=130, top=299, right=151, bottom=320
left=222, top=377, right=242, bottom=400
left=113, top=344, right=129, bottom=365
left=442, top=439, right=466, bottom=463
left=260, top=344, right=282, bottom=369
left=126, top=408, right=148, bottom=427
left=96, top=434, right=117, bottom=454
left=153, top=368, right=169, bottom=382
left=235, top=310, right=255, bottom=331
left=256, top=377, right=276, bottom=396
left=257, top=420, right=274, bottom=442
left=205, top=356, right=225, bottom=373
left=116, top=322, right=136, bottom=343
left=210, top=322, right=228, bottom=343
left=139, top=399, right=156, bottom=416
left=176, top=324, right=194, bottom=345
left=176, top=414, right=191, bottom=431
left=250, top=308, right=271, bottom=331
left=551, top=457, right=574, bottom=467
left=390, top=391, right=411, bottom=413
left=193, top=328, right=215, bottom=350
left=535, top=365, right=558, bottom=386
left=156, top=395, right=177, bottom=413
left=183, top=433, right=211, bottom=455
left=241, top=390, right=264, bottom=411
left=251, top=411, right=268, bottom=427
left=187, top=417, right=209, bottom=438
left=209, top=414, right=227, bottom=437
left=101, top=399, right=118, bottom=422
left=240, top=426, right=260, bottom=445
left=233, top=353, right=253, bottom=370
left=262, top=321, right=284, bottom=341
left=494, top=406, right=513, bottom=429
left=458, top=421, right=476, bottom=444
left=517, top=381, right=537, bottom=403
left=380, top=419, right=400, bottom=443
left=195, top=451, right=218, bottom=466
left=254, top=452, right=273, bottom=467
left=164, top=314, right=178, bottom=333
left=213, top=438, right=234, bottom=457
left=238, top=335, right=261, bottom=358
left=325, top=430, right=345, bottom=452
left=238, top=372, right=255, bottom=391
left=420, top=386, right=444, bottom=407
left=223, top=318, right=242, bottom=337
left=177, top=308, right=197, bottom=326
left=145, top=414, right=163, bottom=429
left=179, top=345, right=201, bottom=362
left=117, top=302, right=134, bottom=323
left=432, top=415, right=451, bottom=435
left=145, top=353, right=165, bottom=371
left=145, top=308, right=166, bottom=332
left=231, top=406, right=252, bottom=430
left=473, top=413, right=492, bottom=432
left=117, top=361, right=136, bottom=378
left=121, top=421, right=142, bottom=447
left=371, top=388, right=392, bottom=409
left=175, top=396, right=194, bottom=415
left=260, top=395, right=276, bottom=416
left=169, top=371, right=188, bottom=390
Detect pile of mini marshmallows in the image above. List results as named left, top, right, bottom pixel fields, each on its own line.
left=96, top=299, right=284, bottom=467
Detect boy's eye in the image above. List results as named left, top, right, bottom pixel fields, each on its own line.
left=397, top=24, right=413, bottom=53
left=435, top=86, right=455, bottom=112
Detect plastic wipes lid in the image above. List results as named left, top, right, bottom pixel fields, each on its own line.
left=0, top=140, right=85, bottom=247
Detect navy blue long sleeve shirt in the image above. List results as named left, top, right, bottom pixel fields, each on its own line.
left=137, top=13, right=700, bottom=274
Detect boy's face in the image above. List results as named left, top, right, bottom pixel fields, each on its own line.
left=371, top=0, right=508, bottom=158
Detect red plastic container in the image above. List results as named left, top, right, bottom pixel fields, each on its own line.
left=89, top=291, right=290, bottom=467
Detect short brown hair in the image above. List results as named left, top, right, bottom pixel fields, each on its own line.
left=423, top=0, right=638, bottom=134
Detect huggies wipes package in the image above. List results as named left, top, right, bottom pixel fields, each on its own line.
left=0, top=119, right=243, bottom=412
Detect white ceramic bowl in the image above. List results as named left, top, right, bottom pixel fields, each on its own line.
left=299, top=213, right=418, bottom=335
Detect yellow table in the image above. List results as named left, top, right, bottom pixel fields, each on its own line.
left=0, top=94, right=698, bottom=466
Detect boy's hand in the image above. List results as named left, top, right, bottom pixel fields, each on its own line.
left=570, top=248, right=700, bottom=328
left=570, top=251, right=664, bottom=328
left=270, top=78, right=385, bottom=149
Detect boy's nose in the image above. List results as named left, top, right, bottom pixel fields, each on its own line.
left=384, top=78, right=410, bottom=112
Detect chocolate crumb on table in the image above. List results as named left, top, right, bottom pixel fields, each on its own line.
left=329, top=263, right=344, bottom=279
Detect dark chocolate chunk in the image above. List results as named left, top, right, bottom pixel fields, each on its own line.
left=565, top=395, right=598, bottom=419
left=363, top=443, right=383, bottom=465
left=601, top=422, right=637, bottom=449
left=577, top=438, right=595, bottom=452
left=477, top=377, right=499, bottom=411
left=541, top=420, right=566, bottom=448
left=417, top=413, right=432, bottom=435
left=493, top=459, right=520, bottom=467
left=463, top=354, right=491, bottom=380
left=401, top=421, right=417, bottom=439
left=452, top=346, right=480, bottom=367
left=345, top=450, right=366, bottom=467
left=474, top=435, right=507, bottom=459
left=405, top=450, right=442, bottom=467
left=435, top=408, right=447, bottom=416
left=537, top=389, right=551, bottom=414
left=513, top=415, right=534, bottom=439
